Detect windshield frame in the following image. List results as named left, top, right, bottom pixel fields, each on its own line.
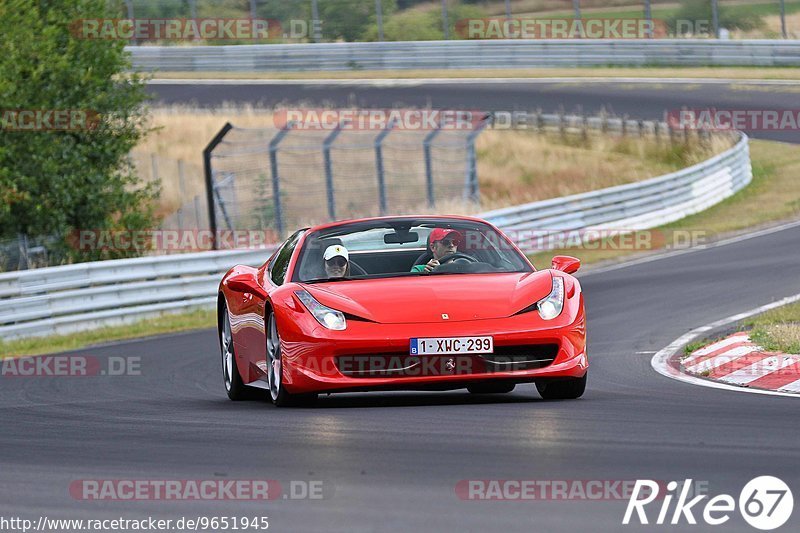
left=290, top=217, right=532, bottom=283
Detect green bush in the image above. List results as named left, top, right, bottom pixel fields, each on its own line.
left=0, top=0, right=158, bottom=263
left=363, top=3, right=486, bottom=41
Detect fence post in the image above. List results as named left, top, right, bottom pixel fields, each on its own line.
left=17, top=233, right=29, bottom=271
left=465, top=114, right=492, bottom=202
left=311, top=0, right=321, bottom=42
left=203, top=122, right=233, bottom=250
left=441, top=0, right=449, bottom=40
left=177, top=159, right=186, bottom=230
left=374, top=120, right=395, bottom=216
left=375, top=0, right=384, bottom=41
left=268, top=124, right=292, bottom=237
left=423, top=121, right=443, bottom=208
left=213, top=174, right=235, bottom=232
left=150, top=153, right=159, bottom=183
left=323, top=123, right=345, bottom=221
left=125, top=0, right=136, bottom=45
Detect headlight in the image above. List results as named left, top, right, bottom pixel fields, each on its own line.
left=537, top=277, right=564, bottom=320
left=295, top=289, right=347, bottom=330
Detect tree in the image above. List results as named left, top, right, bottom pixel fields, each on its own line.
left=0, top=0, right=158, bottom=264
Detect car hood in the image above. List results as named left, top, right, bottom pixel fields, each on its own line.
left=302, top=271, right=553, bottom=324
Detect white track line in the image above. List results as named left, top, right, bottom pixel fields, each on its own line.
left=148, top=77, right=800, bottom=87
left=651, top=293, right=800, bottom=398
left=779, top=378, right=800, bottom=393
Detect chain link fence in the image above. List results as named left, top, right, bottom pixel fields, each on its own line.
left=205, top=117, right=490, bottom=242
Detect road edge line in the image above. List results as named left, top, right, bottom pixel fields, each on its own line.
left=651, top=293, right=800, bottom=398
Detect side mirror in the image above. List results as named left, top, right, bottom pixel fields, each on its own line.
left=226, top=272, right=268, bottom=299
left=551, top=255, right=581, bottom=274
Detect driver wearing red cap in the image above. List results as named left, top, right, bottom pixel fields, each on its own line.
left=410, top=228, right=463, bottom=273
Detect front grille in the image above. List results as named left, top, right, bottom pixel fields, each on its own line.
left=480, top=344, right=559, bottom=371
left=336, top=344, right=558, bottom=378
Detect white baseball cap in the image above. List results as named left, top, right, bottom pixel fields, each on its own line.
left=323, top=244, right=349, bottom=262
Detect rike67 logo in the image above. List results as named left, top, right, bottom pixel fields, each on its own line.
left=624, top=477, right=793, bottom=530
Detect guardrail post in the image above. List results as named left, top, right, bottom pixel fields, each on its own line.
left=268, top=124, right=292, bottom=237
left=203, top=122, right=233, bottom=250
left=465, top=114, right=492, bottom=203
left=323, top=122, right=345, bottom=221
left=441, top=0, right=449, bottom=39
left=423, top=121, right=443, bottom=208
left=374, top=120, right=395, bottom=216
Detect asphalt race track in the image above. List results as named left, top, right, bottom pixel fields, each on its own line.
left=148, top=79, right=800, bottom=143
left=2, top=81, right=799, bottom=532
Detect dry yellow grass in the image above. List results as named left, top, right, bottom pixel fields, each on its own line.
left=132, top=106, right=278, bottom=216
left=733, top=13, right=800, bottom=39
left=133, top=106, right=731, bottom=224
left=475, top=129, right=730, bottom=209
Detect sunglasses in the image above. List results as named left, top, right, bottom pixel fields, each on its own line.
left=326, top=257, right=348, bottom=268
left=437, top=238, right=458, bottom=247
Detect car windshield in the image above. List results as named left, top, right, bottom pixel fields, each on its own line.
left=293, top=218, right=532, bottom=283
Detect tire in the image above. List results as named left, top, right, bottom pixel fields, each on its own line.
left=220, top=304, right=254, bottom=401
left=467, top=382, right=516, bottom=394
left=536, top=373, right=587, bottom=400
left=266, top=311, right=317, bottom=407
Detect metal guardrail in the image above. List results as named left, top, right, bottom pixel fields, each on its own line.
left=128, top=40, right=800, bottom=71
left=0, top=132, right=751, bottom=341
left=481, top=132, right=751, bottom=252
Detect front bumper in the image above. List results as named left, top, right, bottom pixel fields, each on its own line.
left=272, top=299, right=587, bottom=394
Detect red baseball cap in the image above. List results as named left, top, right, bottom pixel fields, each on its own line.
left=429, top=228, right=463, bottom=245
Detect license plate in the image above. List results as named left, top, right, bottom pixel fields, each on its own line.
left=410, top=336, right=493, bottom=355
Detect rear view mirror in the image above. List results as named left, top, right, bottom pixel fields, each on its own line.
left=551, top=255, right=581, bottom=274
left=384, top=231, right=419, bottom=245
left=226, top=272, right=267, bottom=299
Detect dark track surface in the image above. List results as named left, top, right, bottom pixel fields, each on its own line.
left=148, top=80, right=800, bottom=142
left=2, top=81, right=799, bottom=532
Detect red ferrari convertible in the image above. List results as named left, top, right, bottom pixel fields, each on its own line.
left=218, top=215, right=587, bottom=406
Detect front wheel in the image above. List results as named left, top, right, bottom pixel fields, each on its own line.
left=266, top=311, right=317, bottom=407
left=220, top=305, right=252, bottom=401
left=536, top=373, right=587, bottom=400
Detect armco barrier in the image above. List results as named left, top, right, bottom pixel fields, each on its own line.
left=127, top=40, right=800, bottom=71
left=0, top=132, right=751, bottom=341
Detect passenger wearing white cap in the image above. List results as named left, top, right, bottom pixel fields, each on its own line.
left=323, top=244, right=350, bottom=278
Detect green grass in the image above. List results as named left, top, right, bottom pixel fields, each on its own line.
left=683, top=339, right=709, bottom=357
left=523, top=0, right=800, bottom=19
left=744, top=302, right=800, bottom=354
left=0, top=308, right=216, bottom=358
